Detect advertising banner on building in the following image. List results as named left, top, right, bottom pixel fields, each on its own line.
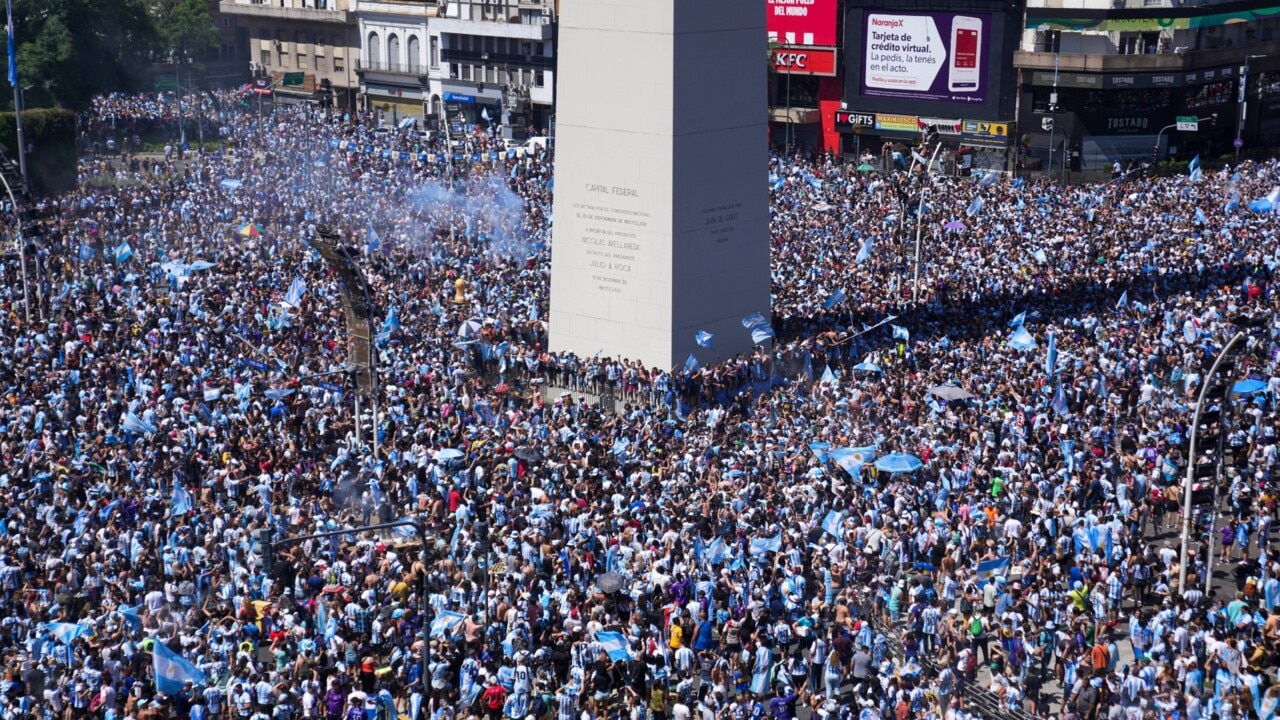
left=874, top=113, right=919, bottom=133
left=862, top=11, right=992, bottom=106
left=768, top=0, right=839, bottom=47
left=772, top=47, right=839, bottom=76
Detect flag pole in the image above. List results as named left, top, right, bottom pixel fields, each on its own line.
left=6, top=0, right=25, bottom=185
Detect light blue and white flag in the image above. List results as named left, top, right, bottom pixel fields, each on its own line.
left=1045, top=331, right=1057, bottom=379
left=171, top=483, right=193, bottom=516
left=684, top=354, right=700, bottom=373
left=118, top=606, right=142, bottom=634
left=1188, top=154, right=1200, bottom=173
left=430, top=611, right=466, bottom=638
left=1195, top=207, right=1207, bottom=225
left=365, top=225, right=381, bottom=253
left=595, top=631, right=633, bottom=661
left=820, top=365, right=836, bottom=384
left=749, top=533, right=783, bottom=556
left=823, top=288, right=846, bottom=310
left=121, top=412, right=156, bottom=435
left=808, top=442, right=831, bottom=463
left=966, top=196, right=985, bottom=217
left=381, top=306, right=401, bottom=335
left=975, top=557, right=1010, bottom=585
left=152, top=638, right=208, bottom=694
left=1061, top=439, right=1075, bottom=472
left=1008, top=325, right=1036, bottom=350
left=1116, top=290, right=1129, bottom=309
left=891, top=325, right=910, bottom=341
left=855, top=234, right=874, bottom=264
left=821, top=510, right=844, bottom=540
left=829, top=445, right=875, bottom=476
left=741, top=312, right=775, bottom=345
left=1008, top=311, right=1027, bottom=328
left=706, top=537, right=727, bottom=565
left=115, top=243, right=134, bottom=264
left=46, top=623, right=93, bottom=645
left=695, top=330, right=714, bottom=349
left=1051, top=384, right=1069, bottom=416
left=284, top=277, right=306, bottom=308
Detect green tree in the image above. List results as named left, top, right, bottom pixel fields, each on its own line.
left=12, top=0, right=159, bottom=110
left=156, top=0, right=219, bottom=61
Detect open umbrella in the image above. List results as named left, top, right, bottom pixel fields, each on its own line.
left=433, top=448, right=463, bottom=462
left=856, top=163, right=876, bottom=172
left=457, top=317, right=483, bottom=339
left=236, top=223, right=266, bottom=238
left=874, top=452, right=924, bottom=474
left=596, top=572, right=623, bottom=594
left=852, top=361, right=883, bottom=373
left=514, top=447, right=543, bottom=464
left=943, top=221, right=966, bottom=231
left=927, top=384, right=975, bottom=401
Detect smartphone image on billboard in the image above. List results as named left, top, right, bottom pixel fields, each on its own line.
left=949, top=16, right=982, bottom=93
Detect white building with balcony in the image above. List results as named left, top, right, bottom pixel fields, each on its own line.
left=428, top=0, right=556, bottom=135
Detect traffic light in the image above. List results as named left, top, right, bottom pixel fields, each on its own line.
left=258, top=533, right=276, bottom=576
left=1210, top=113, right=1218, bottom=127
left=1152, top=146, right=1159, bottom=163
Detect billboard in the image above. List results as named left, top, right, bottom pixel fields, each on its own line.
left=768, top=0, right=839, bottom=47
left=862, top=11, right=991, bottom=106
left=772, top=47, right=839, bottom=76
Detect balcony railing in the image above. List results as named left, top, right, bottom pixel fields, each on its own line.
left=440, top=47, right=553, bottom=69
left=357, top=59, right=430, bottom=75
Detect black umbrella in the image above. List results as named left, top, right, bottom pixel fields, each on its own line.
left=514, top=447, right=542, bottom=463
left=596, top=572, right=623, bottom=594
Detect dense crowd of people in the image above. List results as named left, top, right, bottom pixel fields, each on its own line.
left=0, top=91, right=1278, bottom=720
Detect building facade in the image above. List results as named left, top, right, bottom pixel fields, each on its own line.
left=768, top=0, right=843, bottom=153
left=356, top=0, right=437, bottom=120
left=1014, top=0, right=1280, bottom=170
left=428, top=0, right=556, bottom=136
left=220, top=0, right=360, bottom=108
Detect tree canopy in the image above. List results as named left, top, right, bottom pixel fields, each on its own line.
left=11, top=0, right=160, bottom=110
left=157, top=0, right=219, bottom=60
left=9, top=0, right=221, bottom=111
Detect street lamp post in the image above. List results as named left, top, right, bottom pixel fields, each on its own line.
left=1048, top=42, right=1060, bottom=176
left=5, top=0, right=26, bottom=185
left=1154, top=114, right=1217, bottom=162
left=0, top=166, right=29, bottom=324
left=1178, top=312, right=1271, bottom=594
left=1237, top=54, right=1266, bottom=163
left=911, top=139, right=944, bottom=304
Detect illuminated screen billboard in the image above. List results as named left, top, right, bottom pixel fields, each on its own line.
left=862, top=11, right=992, bottom=105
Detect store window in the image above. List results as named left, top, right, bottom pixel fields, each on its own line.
left=1185, top=81, right=1233, bottom=109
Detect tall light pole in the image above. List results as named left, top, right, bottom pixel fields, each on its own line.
left=1178, top=311, right=1271, bottom=594
left=1236, top=54, right=1265, bottom=163
left=1048, top=36, right=1060, bottom=176
left=6, top=0, right=27, bottom=185
left=0, top=161, right=29, bottom=324
left=912, top=135, right=944, bottom=303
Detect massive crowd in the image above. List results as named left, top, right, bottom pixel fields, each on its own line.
left=0, top=90, right=1276, bottom=720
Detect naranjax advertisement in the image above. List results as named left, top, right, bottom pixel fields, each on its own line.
left=862, top=11, right=991, bottom=105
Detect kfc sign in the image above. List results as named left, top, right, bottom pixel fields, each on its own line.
left=772, top=47, right=838, bottom=76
